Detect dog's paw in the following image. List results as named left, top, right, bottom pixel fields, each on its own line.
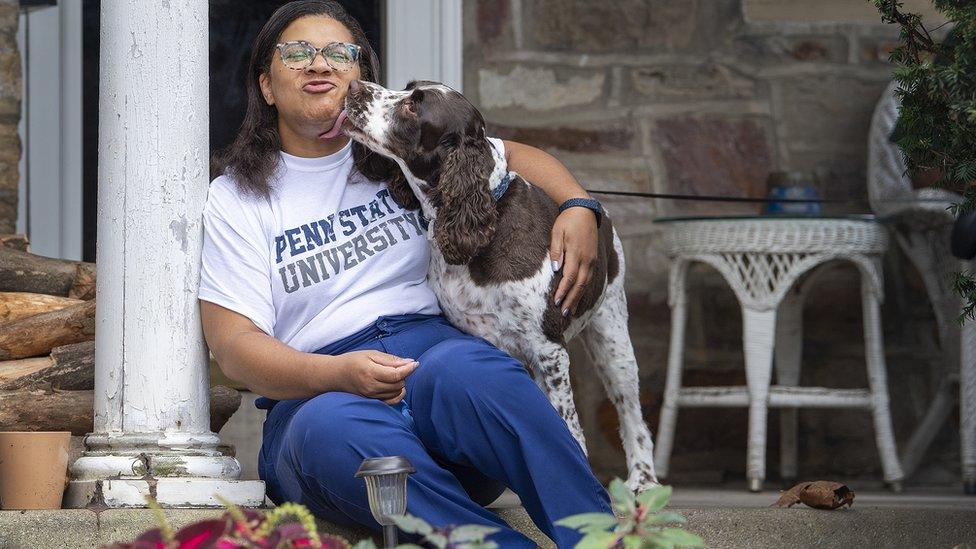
left=626, top=468, right=659, bottom=495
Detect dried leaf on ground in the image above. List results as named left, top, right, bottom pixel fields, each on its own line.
left=773, top=481, right=855, bottom=510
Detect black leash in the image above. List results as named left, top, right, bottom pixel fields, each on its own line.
left=586, top=189, right=847, bottom=204
left=586, top=189, right=954, bottom=205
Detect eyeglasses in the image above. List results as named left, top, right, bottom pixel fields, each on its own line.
left=275, top=40, right=361, bottom=72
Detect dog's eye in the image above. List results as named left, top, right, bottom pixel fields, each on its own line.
left=402, top=99, right=417, bottom=113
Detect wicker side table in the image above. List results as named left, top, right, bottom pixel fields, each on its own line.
left=652, top=216, right=904, bottom=492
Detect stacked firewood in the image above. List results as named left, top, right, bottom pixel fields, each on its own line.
left=0, top=235, right=241, bottom=435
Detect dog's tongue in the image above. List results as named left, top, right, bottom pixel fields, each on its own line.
left=318, top=111, right=348, bottom=139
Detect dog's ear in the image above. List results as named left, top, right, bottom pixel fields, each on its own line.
left=433, top=136, right=497, bottom=265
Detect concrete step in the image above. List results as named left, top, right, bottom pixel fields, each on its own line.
left=2, top=490, right=974, bottom=549
left=0, top=507, right=549, bottom=549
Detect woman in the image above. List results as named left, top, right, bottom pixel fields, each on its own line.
left=199, top=2, right=612, bottom=546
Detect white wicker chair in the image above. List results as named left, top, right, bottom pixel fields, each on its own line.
left=867, top=81, right=976, bottom=494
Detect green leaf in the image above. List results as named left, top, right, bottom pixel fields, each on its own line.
left=608, top=478, right=636, bottom=513
left=425, top=532, right=448, bottom=548
left=644, top=534, right=676, bottom=549
left=447, top=525, right=499, bottom=543
left=609, top=478, right=636, bottom=504
left=622, top=534, right=644, bottom=549
left=390, top=514, right=433, bottom=536
left=555, top=512, right=618, bottom=531
left=655, top=528, right=705, bottom=548
left=392, top=544, right=424, bottom=549
left=613, top=517, right=637, bottom=536
left=637, top=485, right=672, bottom=513
left=641, top=512, right=686, bottom=526
left=354, top=541, right=380, bottom=549
left=575, top=531, right=620, bottom=549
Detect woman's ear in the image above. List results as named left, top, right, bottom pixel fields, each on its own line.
left=258, top=73, right=275, bottom=106
left=433, top=138, right=497, bottom=265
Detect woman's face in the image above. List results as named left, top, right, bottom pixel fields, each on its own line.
left=259, top=16, right=361, bottom=149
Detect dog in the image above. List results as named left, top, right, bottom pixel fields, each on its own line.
left=340, top=79, right=657, bottom=491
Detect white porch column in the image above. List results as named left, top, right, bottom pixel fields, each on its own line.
left=64, top=0, right=264, bottom=508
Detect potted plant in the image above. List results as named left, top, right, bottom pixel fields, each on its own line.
left=873, top=0, right=976, bottom=314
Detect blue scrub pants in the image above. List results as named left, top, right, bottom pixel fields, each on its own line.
left=256, top=314, right=612, bottom=547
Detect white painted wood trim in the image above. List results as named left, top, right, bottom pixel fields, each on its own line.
left=384, top=0, right=463, bottom=92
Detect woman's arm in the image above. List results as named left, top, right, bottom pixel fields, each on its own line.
left=201, top=300, right=417, bottom=402
left=503, top=140, right=599, bottom=315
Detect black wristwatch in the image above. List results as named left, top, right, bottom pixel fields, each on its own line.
left=559, top=197, right=603, bottom=228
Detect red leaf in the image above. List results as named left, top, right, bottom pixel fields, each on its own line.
left=131, top=528, right=166, bottom=544
left=173, top=519, right=232, bottom=548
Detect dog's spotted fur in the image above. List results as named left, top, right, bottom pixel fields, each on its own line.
left=343, top=80, right=657, bottom=491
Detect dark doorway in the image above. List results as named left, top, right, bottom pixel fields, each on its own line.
left=81, top=1, right=383, bottom=262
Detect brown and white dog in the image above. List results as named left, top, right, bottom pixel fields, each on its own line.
left=340, top=79, right=656, bottom=491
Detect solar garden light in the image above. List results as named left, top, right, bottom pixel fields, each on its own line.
left=355, top=456, right=416, bottom=548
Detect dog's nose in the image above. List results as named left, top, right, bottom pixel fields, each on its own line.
left=349, top=80, right=361, bottom=94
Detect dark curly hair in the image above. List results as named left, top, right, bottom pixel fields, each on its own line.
left=211, top=0, right=414, bottom=207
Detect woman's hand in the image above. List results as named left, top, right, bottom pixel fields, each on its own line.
left=551, top=207, right=599, bottom=315
left=334, top=351, right=419, bottom=405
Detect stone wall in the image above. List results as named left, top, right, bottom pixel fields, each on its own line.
left=0, top=0, right=19, bottom=234
left=464, top=1, right=955, bottom=486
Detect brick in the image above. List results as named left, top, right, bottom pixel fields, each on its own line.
left=859, top=38, right=902, bottom=65
left=744, top=0, right=944, bottom=24
left=524, top=0, right=741, bottom=54
left=568, top=168, right=655, bottom=193
left=0, top=215, right=14, bottom=233
left=776, top=75, right=888, bottom=151
left=524, top=0, right=657, bottom=53
left=732, top=34, right=850, bottom=64
left=476, top=0, right=510, bottom=45
left=630, top=63, right=757, bottom=100
left=487, top=123, right=635, bottom=154
left=477, top=65, right=605, bottom=111
left=0, top=50, right=21, bottom=110
left=0, top=3, right=17, bottom=36
left=653, top=117, right=773, bottom=215
left=0, top=123, right=20, bottom=165
left=0, top=195, right=14, bottom=233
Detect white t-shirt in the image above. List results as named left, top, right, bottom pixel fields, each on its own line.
left=198, top=139, right=443, bottom=352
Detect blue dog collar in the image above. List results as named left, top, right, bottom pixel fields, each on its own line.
left=491, top=172, right=514, bottom=201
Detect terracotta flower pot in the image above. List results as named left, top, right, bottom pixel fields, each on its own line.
left=0, top=431, right=71, bottom=509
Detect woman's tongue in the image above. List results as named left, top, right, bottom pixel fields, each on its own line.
left=318, top=110, right=348, bottom=139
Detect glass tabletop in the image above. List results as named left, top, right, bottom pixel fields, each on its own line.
left=653, top=214, right=879, bottom=223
